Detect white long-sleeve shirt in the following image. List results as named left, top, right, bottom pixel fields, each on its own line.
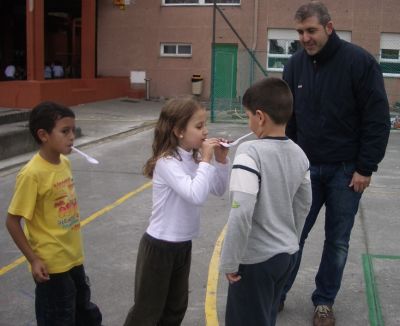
left=146, top=147, right=230, bottom=242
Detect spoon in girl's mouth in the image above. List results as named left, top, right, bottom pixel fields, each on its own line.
left=71, top=146, right=99, bottom=164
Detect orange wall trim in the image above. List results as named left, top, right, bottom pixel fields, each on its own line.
left=0, top=77, right=143, bottom=109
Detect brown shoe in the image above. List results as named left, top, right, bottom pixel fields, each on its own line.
left=313, top=305, right=335, bottom=326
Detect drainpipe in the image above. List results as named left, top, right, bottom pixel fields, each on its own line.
left=252, top=0, right=259, bottom=51
left=250, top=0, right=259, bottom=84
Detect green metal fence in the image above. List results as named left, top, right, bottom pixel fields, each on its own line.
left=210, top=48, right=268, bottom=123
left=209, top=3, right=268, bottom=123
left=208, top=3, right=400, bottom=125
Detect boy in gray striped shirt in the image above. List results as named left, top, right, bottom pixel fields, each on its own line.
left=220, top=77, right=312, bottom=326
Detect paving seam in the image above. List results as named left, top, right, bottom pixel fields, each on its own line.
left=363, top=254, right=385, bottom=326
left=364, top=252, right=400, bottom=326
left=359, top=201, right=387, bottom=326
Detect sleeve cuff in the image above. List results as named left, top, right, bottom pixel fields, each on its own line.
left=356, top=168, right=373, bottom=177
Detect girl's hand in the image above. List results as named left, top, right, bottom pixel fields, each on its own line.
left=31, top=258, right=50, bottom=283
left=201, top=138, right=220, bottom=163
left=214, top=138, right=229, bottom=163
left=201, top=138, right=216, bottom=163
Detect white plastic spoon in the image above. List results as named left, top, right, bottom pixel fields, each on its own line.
left=72, top=146, right=99, bottom=164
left=219, top=132, right=254, bottom=148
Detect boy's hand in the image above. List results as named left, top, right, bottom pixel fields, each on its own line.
left=226, top=272, right=241, bottom=284
left=214, top=138, right=229, bottom=163
left=31, top=259, right=50, bottom=283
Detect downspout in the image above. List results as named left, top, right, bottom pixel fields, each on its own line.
left=252, top=0, right=259, bottom=51
left=250, top=0, right=259, bottom=84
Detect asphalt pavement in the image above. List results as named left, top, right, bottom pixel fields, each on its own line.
left=0, top=98, right=399, bottom=325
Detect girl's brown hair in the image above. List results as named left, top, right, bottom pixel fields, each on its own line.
left=143, top=96, right=203, bottom=178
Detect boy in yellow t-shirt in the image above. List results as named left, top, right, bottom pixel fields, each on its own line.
left=6, top=101, right=102, bottom=326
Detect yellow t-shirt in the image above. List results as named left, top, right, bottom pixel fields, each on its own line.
left=8, top=153, right=84, bottom=273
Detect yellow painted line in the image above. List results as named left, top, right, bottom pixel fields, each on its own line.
left=0, top=181, right=152, bottom=277
left=205, top=224, right=227, bottom=326
left=81, top=181, right=152, bottom=227
left=0, top=256, right=27, bottom=276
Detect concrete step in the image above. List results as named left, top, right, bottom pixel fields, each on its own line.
left=0, top=109, right=30, bottom=125
left=0, top=121, right=82, bottom=160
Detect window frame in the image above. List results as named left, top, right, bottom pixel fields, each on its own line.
left=162, top=0, right=240, bottom=6
left=160, top=43, right=192, bottom=57
left=380, top=33, right=400, bottom=78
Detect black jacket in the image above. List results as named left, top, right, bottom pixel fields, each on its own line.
left=284, top=31, right=390, bottom=176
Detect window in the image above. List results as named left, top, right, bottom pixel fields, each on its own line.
left=163, top=0, right=240, bottom=5
left=267, top=29, right=351, bottom=72
left=267, top=30, right=301, bottom=72
left=160, top=43, right=192, bottom=57
left=380, top=33, right=400, bottom=77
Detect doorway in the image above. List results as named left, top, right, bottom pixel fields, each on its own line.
left=214, top=44, right=238, bottom=100
left=44, top=0, right=82, bottom=79
left=0, top=0, right=27, bottom=81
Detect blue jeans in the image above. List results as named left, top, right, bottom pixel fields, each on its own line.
left=281, top=162, right=362, bottom=306
left=35, top=265, right=102, bottom=326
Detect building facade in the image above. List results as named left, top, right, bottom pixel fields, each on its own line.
left=1, top=0, right=399, bottom=108
left=97, top=0, right=400, bottom=106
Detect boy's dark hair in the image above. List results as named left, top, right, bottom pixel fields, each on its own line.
left=29, top=101, right=75, bottom=144
left=242, top=77, right=293, bottom=125
left=295, top=1, right=331, bottom=26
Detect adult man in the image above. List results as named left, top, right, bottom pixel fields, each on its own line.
left=281, top=2, right=390, bottom=326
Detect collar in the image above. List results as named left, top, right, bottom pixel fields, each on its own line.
left=310, top=30, right=341, bottom=64
left=261, top=136, right=289, bottom=140
left=177, top=146, right=193, bottom=159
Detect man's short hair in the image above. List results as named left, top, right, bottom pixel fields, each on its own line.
left=295, top=1, right=331, bottom=26
left=242, top=77, right=293, bottom=125
left=29, top=101, right=75, bottom=144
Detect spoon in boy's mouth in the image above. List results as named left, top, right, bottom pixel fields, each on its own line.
left=219, top=132, right=254, bottom=148
left=71, top=146, right=99, bottom=164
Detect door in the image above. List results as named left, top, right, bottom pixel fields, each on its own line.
left=214, top=44, right=238, bottom=103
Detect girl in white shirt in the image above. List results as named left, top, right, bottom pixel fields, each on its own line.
left=124, top=97, right=230, bottom=326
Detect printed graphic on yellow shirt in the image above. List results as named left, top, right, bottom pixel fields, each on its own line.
left=53, top=177, right=80, bottom=231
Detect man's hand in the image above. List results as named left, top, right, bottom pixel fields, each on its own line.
left=226, top=272, right=242, bottom=284
left=349, top=171, right=371, bottom=193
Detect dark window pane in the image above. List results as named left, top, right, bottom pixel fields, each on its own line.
left=178, top=45, right=191, bottom=54
left=205, top=0, right=240, bottom=3
left=380, top=62, right=400, bottom=74
left=269, top=40, right=285, bottom=54
left=381, top=49, right=399, bottom=59
left=289, top=40, right=301, bottom=54
left=165, top=0, right=198, bottom=3
left=163, top=45, right=176, bottom=54
left=268, top=57, right=289, bottom=69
